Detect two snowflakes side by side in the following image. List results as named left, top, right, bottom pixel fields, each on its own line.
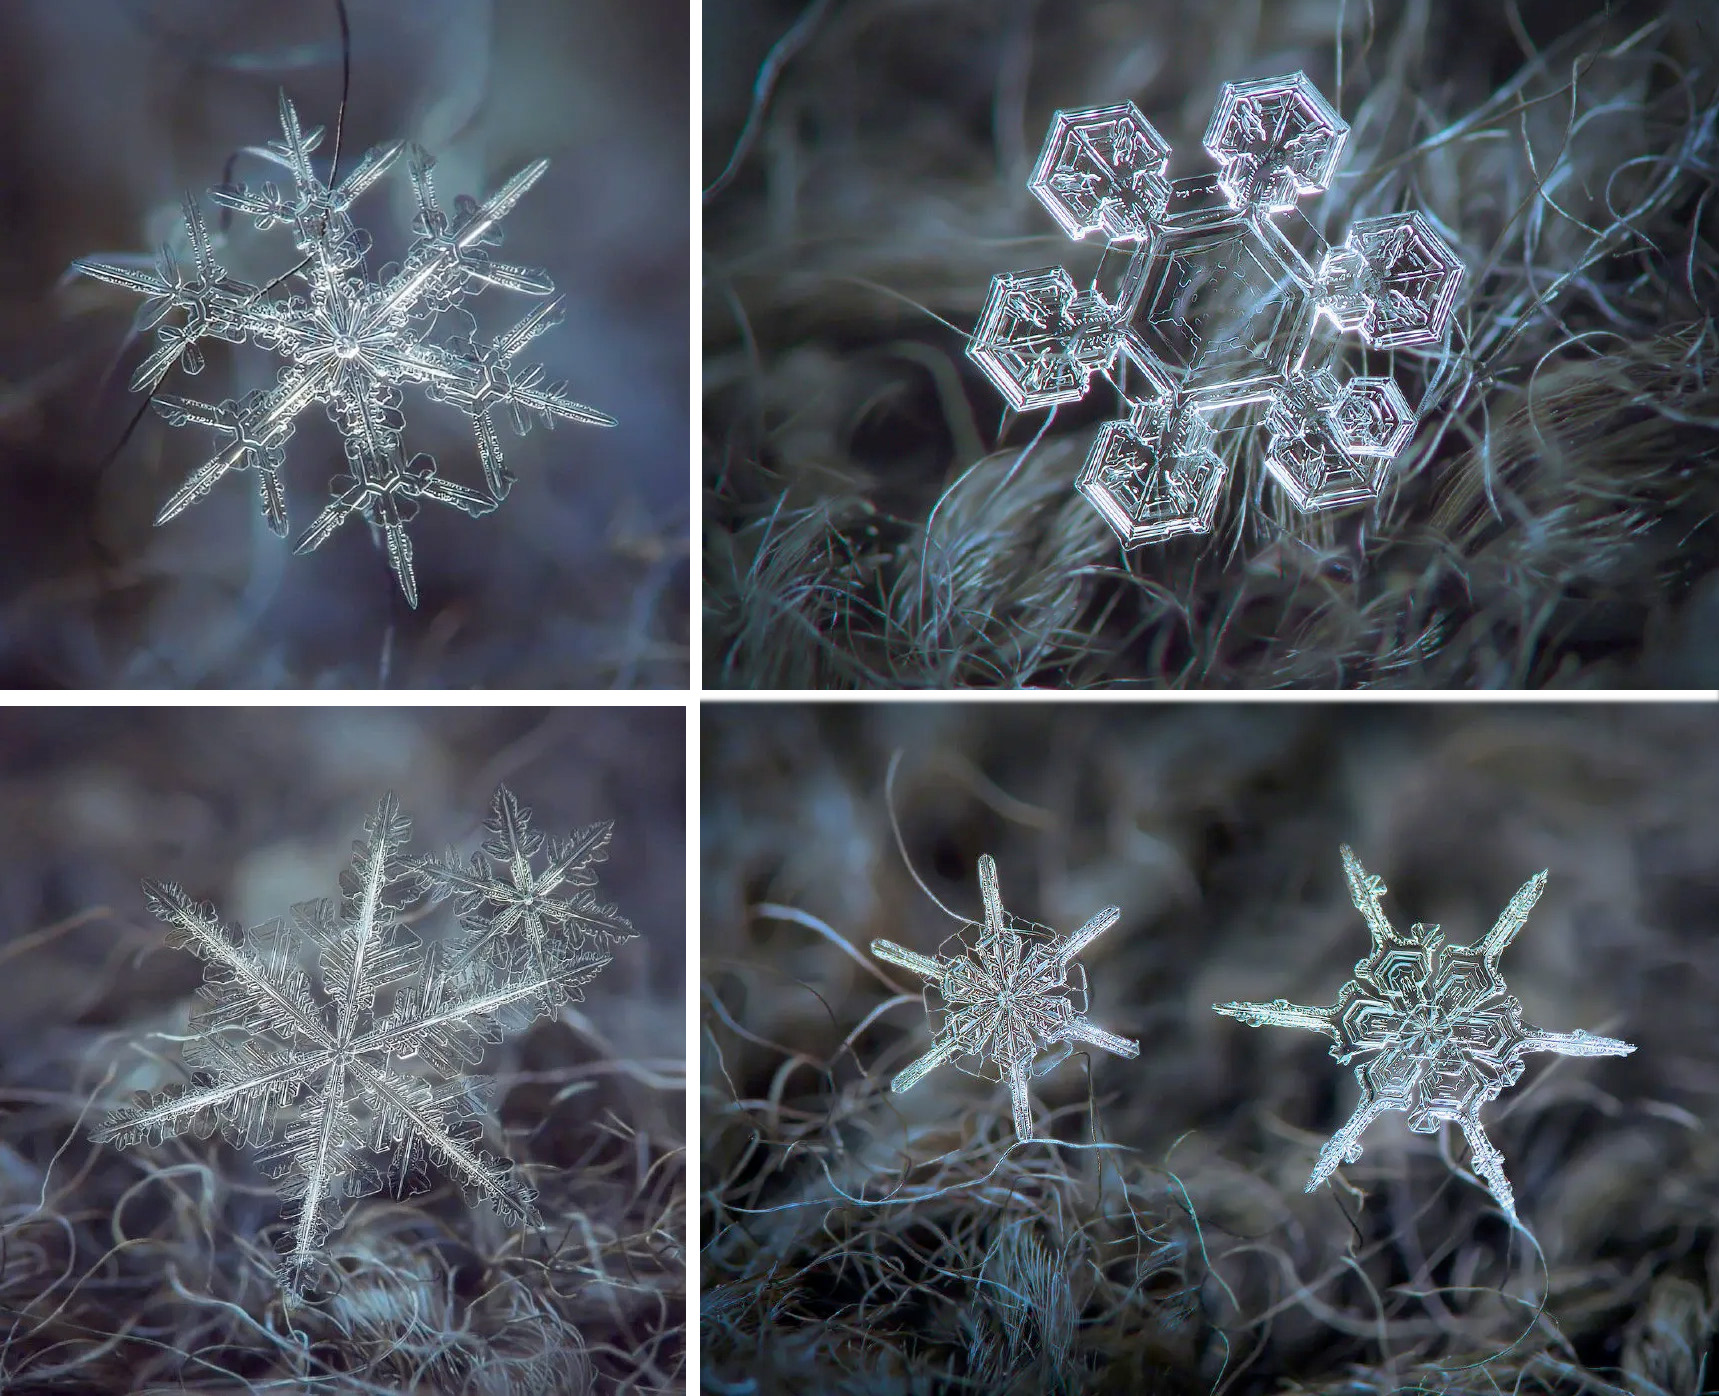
left=73, top=93, right=614, bottom=607
left=867, top=848, right=1632, bottom=1220
left=968, top=72, right=1463, bottom=547
left=93, top=786, right=634, bottom=1298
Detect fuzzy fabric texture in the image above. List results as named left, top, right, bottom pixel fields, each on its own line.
left=704, top=0, right=1718, bottom=688
left=4, top=0, right=687, bottom=688
left=0, top=709, right=684, bottom=1394
left=702, top=702, right=1718, bottom=1392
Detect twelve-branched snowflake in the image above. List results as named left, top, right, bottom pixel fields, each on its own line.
left=969, top=73, right=1463, bottom=547
left=1214, top=846, right=1634, bottom=1217
left=870, top=854, right=1138, bottom=1140
left=73, top=93, right=614, bottom=606
left=93, top=788, right=634, bottom=1297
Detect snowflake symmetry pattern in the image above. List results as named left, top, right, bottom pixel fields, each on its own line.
left=968, top=73, right=1463, bottom=546
left=92, top=789, right=628, bottom=1298
left=1213, top=846, right=1635, bottom=1217
left=870, top=854, right=1138, bottom=1140
left=72, top=93, right=614, bottom=606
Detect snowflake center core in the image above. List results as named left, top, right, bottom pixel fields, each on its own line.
left=1133, top=221, right=1307, bottom=380
left=1395, top=1002, right=1460, bottom=1061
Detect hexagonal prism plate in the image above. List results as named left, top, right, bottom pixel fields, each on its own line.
left=1127, top=212, right=1316, bottom=403
left=1076, top=396, right=1227, bottom=545
left=967, top=266, right=1121, bottom=411
left=1204, top=72, right=1348, bottom=215
left=1264, top=369, right=1392, bottom=511
left=1322, top=211, right=1465, bottom=348
left=1330, top=377, right=1415, bottom=457
left=1031, top=101, right=1172, bottom=243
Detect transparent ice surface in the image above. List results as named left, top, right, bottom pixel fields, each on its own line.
left=1214, top=846, right=1635, bottom=1218
left=92, top=788, right=633, bottom=1297
left=870, top=854, right=1138, bottom=1140
left=968, top=72, right=1465, bottom=548
left=72, top=94, right=615, bottom=606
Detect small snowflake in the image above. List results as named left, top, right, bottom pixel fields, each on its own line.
left=870, top=854, right=1138, bottom=1140
left=969, top=73, right=1462, bottom=547
left=73, top=93, right=614, bottom=606
left=93, top=789, right=631, bottom=1297
left=406, top=784, right=636, bottom=973
left=1214, top=845, right=1635, bottom=1217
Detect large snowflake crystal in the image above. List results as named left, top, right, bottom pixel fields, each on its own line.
left=1214, top=846, right=1635, bottom=1217
left=870, top=854, right=1138, bottom=1140
left=72, top=93, right=614, bottom=606
left=93, top=788, right=634, bottom=1297
left=969, top=73, right=1462, bottom=546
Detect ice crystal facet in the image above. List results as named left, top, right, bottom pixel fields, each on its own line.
left=72, top=93, right=614, bottom=606
left=870, top=854, right=1138, bottom=1140
left=93, top=789, right=633, bottom=1297
left=1214, top=846, right=1635, bottom=1217
left=969, top=72, right=1464, bottom=547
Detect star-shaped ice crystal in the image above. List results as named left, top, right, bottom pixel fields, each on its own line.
left=969, top=73, right=1463, bottom=547
left=73, top=93, right=614, bottom=606
left=1214, top=846, right=1635, bottom=1217
left=870, top=854, right=1138, bottom=1139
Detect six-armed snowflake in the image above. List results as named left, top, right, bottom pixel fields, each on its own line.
left=93, top=787, right=634, bottom=1297
left=870, top=853, right=1137, bottom=1139
left=73, top=93, right=614, bottom=606
left=969, top=72, right=1463, bottom=546
left=1214, top=846, right=1634, bottom=1217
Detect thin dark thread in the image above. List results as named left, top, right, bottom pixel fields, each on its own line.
left=704, top=0, right=835, bottom=205
left=327, top=0, right=352, bottom=188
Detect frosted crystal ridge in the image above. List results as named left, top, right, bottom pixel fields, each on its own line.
left=92, top=787, right=633, bottom=1297
left=969, top=73, right=1463, bottom=546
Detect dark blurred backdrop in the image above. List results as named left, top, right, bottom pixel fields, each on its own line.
left=2, top=0, right=688, bottom=687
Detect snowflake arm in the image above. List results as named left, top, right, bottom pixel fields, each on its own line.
left=869, top=853, right=1138, bottom=1141
left=1214, top=846, right=1636, bottom=1218
left=92, top=789, right=631, bottom=1298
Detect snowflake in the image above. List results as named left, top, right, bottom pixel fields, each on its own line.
left=869, top=854, right=1138, bottom=1140
left=1213, top=846, right=1635, bottom=1217
left=969, top=73, right=1463, bottom=546
left=72, top=93, right=614, bottom=607
left=406, top=784, right=635, bottom=973
left=92, top=788, right=634, bottom=1297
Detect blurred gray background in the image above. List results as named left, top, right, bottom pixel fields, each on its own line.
left=3, top=0, right=687, bottom=687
